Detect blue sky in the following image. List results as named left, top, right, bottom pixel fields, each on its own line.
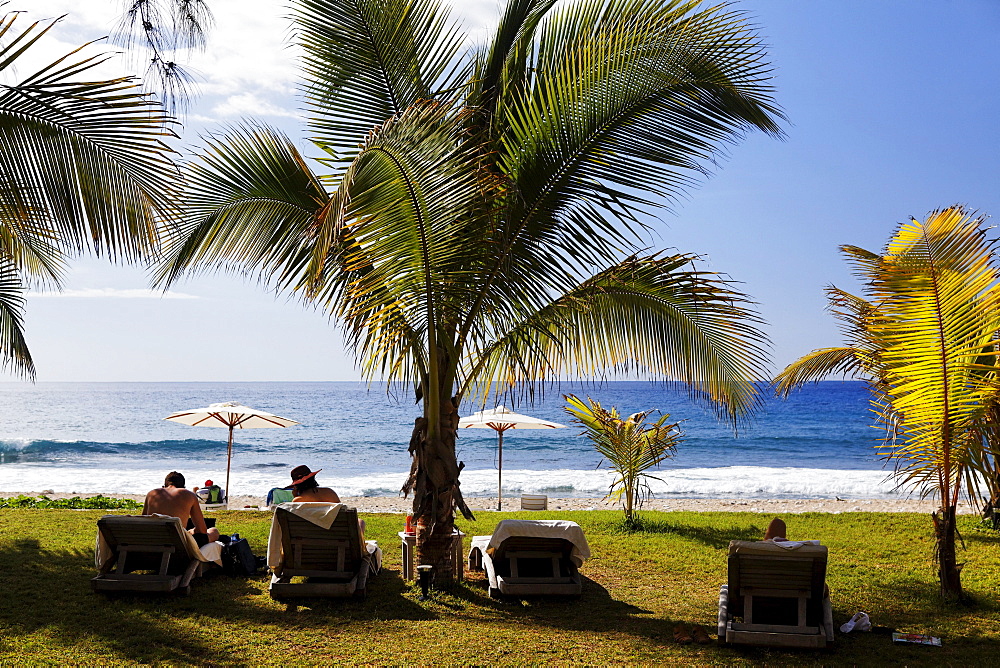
left=13, top=0, right=1000, bottom=381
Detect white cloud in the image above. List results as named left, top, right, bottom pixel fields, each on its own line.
left=27, top=288, right=198, bottom=300
left=210, top=92, right=299, bottom=120
left=16, top=1, right=503, bottom=121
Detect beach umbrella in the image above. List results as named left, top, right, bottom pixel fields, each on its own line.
left=163, top=401, right=299, bottom=499
left=459, top=406, right=566, bottom=510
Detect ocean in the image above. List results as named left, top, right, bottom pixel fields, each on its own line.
left=0, top=381, right=905, bottom=500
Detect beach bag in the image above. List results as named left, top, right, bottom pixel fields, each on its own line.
left=223, top=534, right=258, bottom=576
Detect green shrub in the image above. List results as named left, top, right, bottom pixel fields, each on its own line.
left=0, top=495, right=141, bottom=510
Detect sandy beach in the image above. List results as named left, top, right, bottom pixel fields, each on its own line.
left=1, top=491, right=976, bottom=515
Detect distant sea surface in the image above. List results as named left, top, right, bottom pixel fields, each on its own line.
left=0, top=381, right=905, bottom=500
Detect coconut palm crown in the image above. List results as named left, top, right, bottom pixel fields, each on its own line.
left=156, top=0, right=783, bottom=581
left=775, top=206, right=1000, bottom=601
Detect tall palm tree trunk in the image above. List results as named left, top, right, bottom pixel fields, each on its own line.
left=404, top=395, right=473, bottom=587
left=932, top=505, right=963, bottom=600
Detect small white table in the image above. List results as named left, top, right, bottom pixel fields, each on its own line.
left=399, top=530, right=465, bottom=581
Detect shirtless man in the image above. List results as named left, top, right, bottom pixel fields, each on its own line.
left=143, top=471, right=220, bottom=545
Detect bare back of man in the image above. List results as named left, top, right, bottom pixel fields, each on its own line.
left=144, top=475, right=220, bottom=544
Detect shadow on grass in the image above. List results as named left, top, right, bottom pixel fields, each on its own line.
left=609, top=519, right=763, bottom=549
left=965, top=532, right=1000, bottom=546
left=455, top=570, right=682, bottom=642
left=276, top=568, right=439, bottom=621
left=0, top=540, right=223, bottom=664
left=0, top=535, right=446, bottom=664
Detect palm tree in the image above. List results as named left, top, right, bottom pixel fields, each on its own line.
left=155, top=0, right=783, bottom=582
left=565, top=394, right=682, bottom=525
left=0, top=11, right=178, bottom=378
left=775, top=207, right=1000, bottom=601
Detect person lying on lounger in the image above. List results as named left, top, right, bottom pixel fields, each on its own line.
left=143, top=471, right=221, bottom=546
left=764, top=517, right=789, bottom=542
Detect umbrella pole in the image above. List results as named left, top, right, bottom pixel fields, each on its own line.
left=497, top=430, right=504, bottom=511
left=225, top=425, right=233, bottom=502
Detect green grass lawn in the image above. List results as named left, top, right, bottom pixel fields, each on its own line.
left=0, top=508, right=997, bottom=665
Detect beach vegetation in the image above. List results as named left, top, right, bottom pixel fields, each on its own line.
left=2, top=507, right=999, bottom=664
left=0, top=10, right=178, bottom=378
left=0, top=495, right=141, bottom=510
left=775, top=206, right=1000, bottom=602
left=564, top=394, right=681, bottom=526
left=153, top=0, right=782, bottom=583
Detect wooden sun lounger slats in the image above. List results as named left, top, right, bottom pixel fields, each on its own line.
left=269, top=507, right=378, bottom=601
left=718, top=540, right=833, bottom=648
left=91, top=516, right=207, bottom=595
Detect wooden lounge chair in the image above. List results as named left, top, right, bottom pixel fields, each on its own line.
left=468, top=519, right=589, bottom=598
left=268, top=506, right=379, bottom=600
left=91, top=515, right=214, bottom=595
left=718, top=540, right=834, bottom=648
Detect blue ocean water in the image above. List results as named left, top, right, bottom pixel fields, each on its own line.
left=0, top=381, right=904, bottom=499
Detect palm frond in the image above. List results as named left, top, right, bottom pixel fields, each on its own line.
left=455, top=0, right=784, bottom=353
left=154, top=123, right=329, bottom=289
left=469, top=0, right=559, bottom=138
left=0, top=12, right=179, bottom=263
left=293, top=0, right=467, bottom=162
left=465, top=253, right=769, bottom=425
left=868, top=207, right=1000, bottom=502
left=315, top=102, right=492, bottom=389
left=0, top=258, right=33, bottom=379
left=111, top=0, right=213, bottom=114
left=500, top=0, right=783, bottom=226
left=773, top=347, right=869, bottom=397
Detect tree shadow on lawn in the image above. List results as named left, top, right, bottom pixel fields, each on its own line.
left=264, top=567, right=438, bottom=621
left=0, top=537, right=440, bottom=664
left=455, top=570, right=678, bottom=641
left=0, top=540, right=225, bottom=664
left=621, top=520, right=764, bottom=549
left=965, top=531, right=1000, bottom=546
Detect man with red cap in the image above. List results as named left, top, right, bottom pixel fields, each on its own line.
left=195, top=479, right=225, bottom=504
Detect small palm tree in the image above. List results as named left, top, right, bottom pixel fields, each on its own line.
left=565, top=394, right=680, bottom=524
left=0, top=11, right=178, bottom=377
left=155, top=0, right=782, bottom=582
left=775, top=206, right=1000, bottom=601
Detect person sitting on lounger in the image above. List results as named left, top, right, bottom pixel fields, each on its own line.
left=194, top=479, right=225, bottom=504
left=286, top=465, right=341, bottom=502
left=285, top=465, right=364, bottom=536
left=143, top=471, right=220, bottom=546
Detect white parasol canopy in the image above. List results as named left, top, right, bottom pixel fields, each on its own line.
left=459, top=406, right=566, bottom=510
left=164, top=401, right=299, bottom=499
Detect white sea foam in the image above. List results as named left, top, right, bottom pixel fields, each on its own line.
left=0, top=465, right=906, bottom=500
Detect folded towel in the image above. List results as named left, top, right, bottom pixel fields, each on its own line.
left=771, top=539, right=821, bottom=550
